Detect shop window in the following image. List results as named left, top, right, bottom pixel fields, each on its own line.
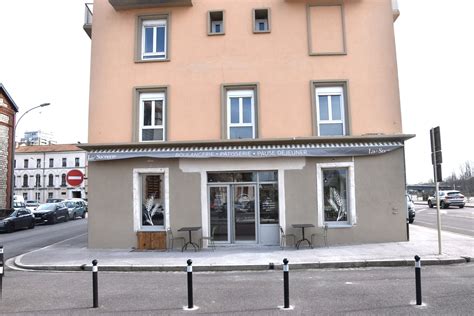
left=133, top=168, right=169, bottom=232
left=48, top=192, right=53, bottom=199
left=137, top=15, right=169, bottom=61
left=259, top=183, right=279, bottom=224
left=139, top=92, right=166, bottom=142
left=208, top=11, right=224, bottom=35
left=317, top=162, right=356, bottom=227
left=253, top=9, right=270, bottom=33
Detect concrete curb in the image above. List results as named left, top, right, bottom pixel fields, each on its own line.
left=14, top=256, right=470, bottom=272
left=414, top=201, right=473, bottom=208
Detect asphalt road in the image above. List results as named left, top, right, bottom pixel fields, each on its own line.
left=0, top=217, right=87, bottom=260
left=1, top=264, right=473, bottom=315
left=413, top=203, right=474, bottom=237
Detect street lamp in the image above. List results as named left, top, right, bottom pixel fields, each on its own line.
left=15, top=102, right=50, bottom=130
left=11, top=102, right=51, bottom=206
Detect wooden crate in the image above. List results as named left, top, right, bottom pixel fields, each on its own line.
left=137, top=231, right=166, bottom=250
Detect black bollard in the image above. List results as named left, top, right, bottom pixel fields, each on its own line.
left=0, top=245, right=4, bottom=299
left=187, top=259, right=193, bottom=309
left=283, top=258, right=290, bottom=309
left=414, top=255, right=422, bottom=305
left=92, top=259, right=99, bottom=308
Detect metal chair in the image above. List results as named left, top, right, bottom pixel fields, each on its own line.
left=167, top=228, right=185, bottom=251
left=311, top=224, right=328, bottom=247
left=199, top=225, right=217, bottom=251
left=279, top=226, right=296, bottom=249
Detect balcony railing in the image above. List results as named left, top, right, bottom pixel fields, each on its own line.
left=109, top=0, right=192, bottom=10
left=83, top=3, right=93, bottom=38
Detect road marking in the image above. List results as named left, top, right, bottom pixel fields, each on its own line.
left=7, top=233, right=87, bottom=271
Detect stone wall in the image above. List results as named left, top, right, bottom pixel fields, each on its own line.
left=0, top=114, right=10, bottom=208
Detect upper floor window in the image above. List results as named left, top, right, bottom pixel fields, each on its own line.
left=23, top=175, right=29, bottom=187
left=24, top=159, right=28, bottom=169
left=75, top=157, right=80, bottom=167
left=13, top=160, right=16, bottom=168
left=141, top=18, right=167, bottom=60
left=208, top=11, right=225, bottom=35
left=49, top=158, right=54, bottom=168
left=139, top=92, right=166, bottom=142
left=62, top=158, right=67, bottom=167
left=48, top=174, right=54, bottom=187
left=253, top=9, right=270, bottom=33
left=36, top=159, right=41, bottom=168
left=35, top=174, right=41, bottom=187
left=314, top=85, right=347, bottom=136
left=61, top=174, right=67, bottom=187
left=227, top=90, right=256, bottom=139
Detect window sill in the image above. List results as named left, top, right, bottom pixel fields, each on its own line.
left=208, top=32, right=225, bottom=36
left=325, top=223, right=353, bottom=229
left=138, top=227, right=165, bottom=232
left=135, top=58, right=170, bottom=64
left=253, top=30, right=270, bottom=34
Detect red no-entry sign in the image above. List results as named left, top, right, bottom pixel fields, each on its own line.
left=67, top=169, right=84, bottom=187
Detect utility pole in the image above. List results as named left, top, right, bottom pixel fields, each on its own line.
left=430, top=126, right=443, bottom=255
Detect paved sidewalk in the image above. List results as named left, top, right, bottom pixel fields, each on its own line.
left=12, top=225, right=473, bottom=272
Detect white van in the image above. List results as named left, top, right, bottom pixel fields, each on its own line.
left=13, top=195, right=25, bottom=204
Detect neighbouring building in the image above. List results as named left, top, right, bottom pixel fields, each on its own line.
left=14, top=144, right=88, bottom=203
left=81, top=0, right=413, bottom=249
left=0, top=83, right=18, bottom=209
left=19, top=130, right=57, bottom=146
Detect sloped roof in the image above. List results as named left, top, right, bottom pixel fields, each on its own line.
left=0, top=83, right=19, bottom=112
left=15, top=144, right=83, bottom=153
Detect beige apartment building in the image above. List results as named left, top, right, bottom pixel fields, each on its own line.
left=81, top=0, right=413, bottom=249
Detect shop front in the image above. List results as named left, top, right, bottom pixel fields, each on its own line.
left=82, top=135, right=412, bottom=249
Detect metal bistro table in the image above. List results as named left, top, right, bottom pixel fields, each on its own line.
left=292, top=224, right=315, bottom=249
left=178, top=226, right=201, bottom=252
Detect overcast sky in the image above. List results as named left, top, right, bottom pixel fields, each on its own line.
left=0, top=0, right=472, bottom=184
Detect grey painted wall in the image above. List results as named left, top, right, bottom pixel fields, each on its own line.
left=88, top=158, right=200, bottom=248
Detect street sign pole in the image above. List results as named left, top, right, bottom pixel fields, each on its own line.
left=430, top=127, right=442, bottom=255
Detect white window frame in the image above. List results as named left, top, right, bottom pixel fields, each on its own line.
left=316, top=162, right=356, bottom=227
left=141, top=19, right=167, bottom=60
left=226, top=90, right=255, bottom=139
left=315, top=86, right=346, bottom=136
left=139, top=92, right=166, bottom=142
left=255, top=18, right=268, bottom=32
left=133, top=168, right=170, bottom=232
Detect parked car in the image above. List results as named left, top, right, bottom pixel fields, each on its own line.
left=32, top=202, right=69, bottom=224
left=0, top=208, right=35, bottom=233
left=428, top=190, right=465, bottom=209
left=25, top=200, right=40, bottom=212
left=64, top=200, right=87, bottom=220
left=13, top=201, right=26, bottom=211
left=70, top=198, right=88, bottom=213
left=406, top=195, right=415, bottom=224
left=46, top=198, right=64, bottom=203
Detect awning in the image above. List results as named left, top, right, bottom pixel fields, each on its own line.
left=79, top=135, right=414, bottom=162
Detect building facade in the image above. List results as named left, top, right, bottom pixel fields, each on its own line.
left=0, top=83, right=18, bottom=209
left=19, top=130, right=57, bottom=146
left=82, top=0, right=412, bottom=249
left=14, top=144, right=88, bottom=203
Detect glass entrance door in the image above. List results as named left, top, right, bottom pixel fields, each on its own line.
left=233, top=185, right=256, bottom=242
left=209, top=184, right=257, bottom=243
left=209, top=186, right=229, bottom=242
